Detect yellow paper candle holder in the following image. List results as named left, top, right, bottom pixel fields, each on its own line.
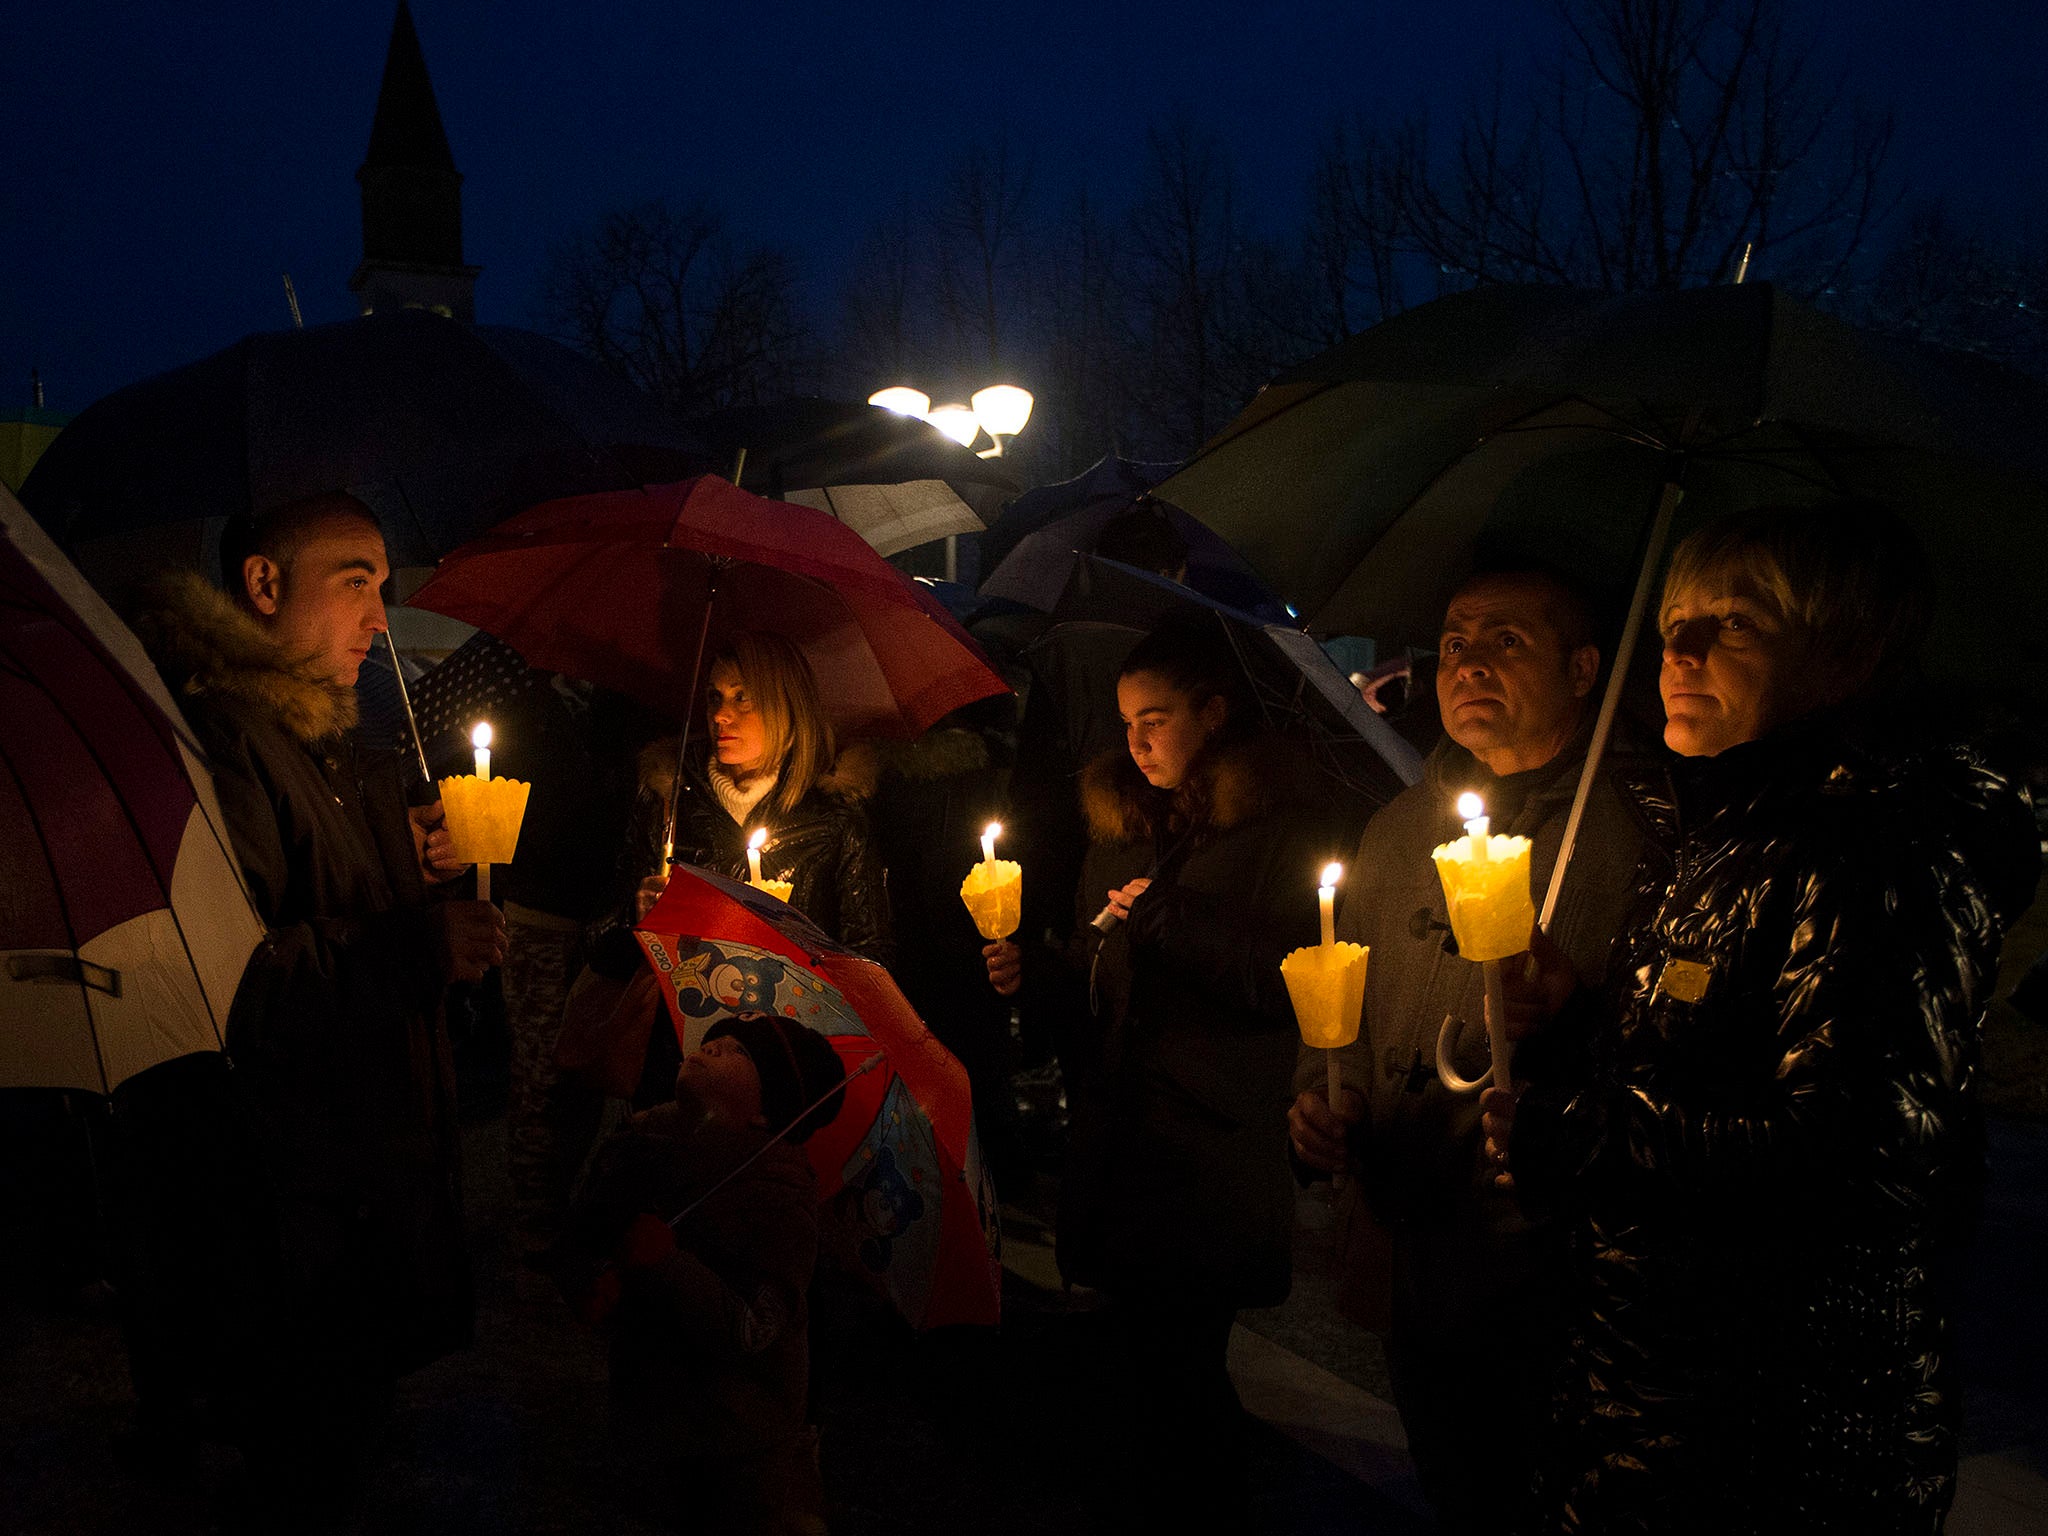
left=751, top=877, right=795, bottom=904
left=438, top=774, right=532, bottom=866
left=1280, top=942, right=1370, bottom=1049
left=1430, top=832, right=1535, bottom=962
left=960, top=859, right=1022, bottom=942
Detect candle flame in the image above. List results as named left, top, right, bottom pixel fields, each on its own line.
left=472, top=721, right=492, bottom=751
left=1319, top=862, right=1344, bottom=888
left=983, top=821, right=1002, bottom=842
left=1456, top=791, right=1484, bottom=821
left=748, top=827, right=768, bottom=852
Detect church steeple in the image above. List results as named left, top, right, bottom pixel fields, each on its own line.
left=349, top=1, right=480, bottom=320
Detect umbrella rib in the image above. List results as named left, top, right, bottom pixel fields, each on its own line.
left=0, top=734, right=113, bottom=1094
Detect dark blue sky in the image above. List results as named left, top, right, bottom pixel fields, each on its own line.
left=5, top=0, right=2043, bottom=416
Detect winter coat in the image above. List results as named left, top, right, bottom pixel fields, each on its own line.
left=634, top=743, right=894, bottom=966
left=1055, top=735, right=1330, bottom=1307
left=128, top=573, right=471, bottom=1376
left=1512, top=713, right=2040, bottom=1535
left=1299, top=727, right=1655, bottom=1322
left=563, top=1098, right=819, bottom=1463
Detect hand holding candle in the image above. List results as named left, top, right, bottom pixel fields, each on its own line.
left=438, top=721, right=530, bottom=908
left=746, top=827, right=794, bottom=904
left=1281, top=863, right=1369, bottom=1186
left=1430, top=793, right=1534, bottom=1097
left=960, top=820, right=1022, bottom=942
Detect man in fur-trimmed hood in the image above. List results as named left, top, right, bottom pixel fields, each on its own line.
left=122, top=493, right=503, bottom=1514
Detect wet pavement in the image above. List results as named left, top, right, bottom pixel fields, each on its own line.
left=3, top=1108, right=2044, bottom=1533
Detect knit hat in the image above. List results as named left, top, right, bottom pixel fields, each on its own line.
left=704, top=1013, right=848, bottom=1143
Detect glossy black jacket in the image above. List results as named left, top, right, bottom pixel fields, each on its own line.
left=1512, top=713, right=2039, bottom=1534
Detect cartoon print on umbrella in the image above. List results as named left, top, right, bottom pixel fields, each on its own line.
left=638, top=913, right=1000, bottom=1329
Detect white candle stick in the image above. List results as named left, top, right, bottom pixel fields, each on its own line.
left=747, top=827, right=767, bottom=885
left=1318, top=862, right=1342, bottom=949
left=981, top=820, right=1001, bottom=866
left=472, top=721, right=492, bottom=781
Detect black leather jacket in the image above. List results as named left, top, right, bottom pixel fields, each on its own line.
left=660, top=761, right=894, bottom=968
left=1513, top=713, right=2039, bottom=1534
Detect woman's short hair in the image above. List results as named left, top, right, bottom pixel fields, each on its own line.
left=1663, top=501, right=1933, bottom=702
left=710, top=631, right=834, bottom=813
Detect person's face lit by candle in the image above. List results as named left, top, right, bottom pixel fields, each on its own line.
left=1118, top=670, right=1227, bottom=790
left=1436, top=573, right=1599, bottom=777
left=707, top=661, right=770, bottom=778
left=1659, top=582, right=1810, bottom=757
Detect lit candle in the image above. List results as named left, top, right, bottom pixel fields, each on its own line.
left=472, top=721, right=492, bottom=781
left=1318, top=862, right=1342, bottom=949
left=1458, top=790, right=1488, bottom=842
left=747, top=827, right=767, bottom=885
left=981, top=821, right=1001, bottom=865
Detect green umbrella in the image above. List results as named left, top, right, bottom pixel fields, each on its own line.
left=1159, top=282, right=2048, bottom=925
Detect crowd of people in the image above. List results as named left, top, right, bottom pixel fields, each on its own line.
left=11, top=483, right=2040, bottom=1535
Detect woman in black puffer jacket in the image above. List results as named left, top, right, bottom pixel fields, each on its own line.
left=1494, top=504, right=2039, bottom=1535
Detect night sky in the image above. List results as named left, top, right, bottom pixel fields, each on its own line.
left=5, top=0, right=2044, bottom=417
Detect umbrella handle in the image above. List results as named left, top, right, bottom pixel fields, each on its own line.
left=1434, top=963, right=1513, bottom=1094
left=383, top=633, right=434, bottom=787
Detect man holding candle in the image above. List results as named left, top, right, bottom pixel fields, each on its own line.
left=1285, top=565, right=1652, bottom=1534
left=125, top=493, right=503, bottom=1518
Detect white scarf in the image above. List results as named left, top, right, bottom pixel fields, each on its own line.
left=708, top=764, right=779, bottom=827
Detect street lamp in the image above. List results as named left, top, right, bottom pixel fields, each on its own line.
left=970, top=385, right=1033, bottom=457
left=870, top=381, right=1034, bottom=580
left=868, top=383, right=1034, bottom=457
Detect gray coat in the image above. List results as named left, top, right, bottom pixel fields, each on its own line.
left=1299, top=727, right=1655, bottom=1322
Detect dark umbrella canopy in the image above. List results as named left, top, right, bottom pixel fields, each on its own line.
left=974, top=455, right=1181, bottom=576
left=22, top=309, right=707, bottom=570
left=977, top=455, right=1282, bottom=619
left=1160, top=283, right=2048, bottom=700
left=689, top=400, right=1018, bottom=558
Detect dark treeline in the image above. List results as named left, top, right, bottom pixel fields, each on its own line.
left=536, top=0, right=2047, bottom=484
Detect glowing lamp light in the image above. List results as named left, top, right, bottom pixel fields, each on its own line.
left=868, top=386, right=932, bottom=420
left=926, top=404, right=980, bottom=447
left=747, top=826, right=768, bottom=885
left=961, top=820, right=1021, bottom=941
left=472, top=721, right=492, bottom=780
left=970, top=384, right=1033, bottom=438
left=982, top=821, right=1003, bottom=864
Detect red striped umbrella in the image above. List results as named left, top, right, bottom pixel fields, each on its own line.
left=0, top=487, right=263, bottom=1092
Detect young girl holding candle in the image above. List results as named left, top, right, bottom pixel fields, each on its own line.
left=984, top=615, right=1331, bottom=1521
left=1489, top=504, right=2038, bottom=1533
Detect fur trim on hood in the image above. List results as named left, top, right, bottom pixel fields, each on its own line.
left=639, top=735, right=882, bottom=808
left=126, top=571, right=357, bottom=743
left=1080, top=734, right=1315, bottom=845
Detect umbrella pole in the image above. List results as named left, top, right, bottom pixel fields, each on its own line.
left=661, top=582, right=718, bottom=870
left=383, top=634, right=434, bottom=787
left=1536, top=470, right=1685, bottom=933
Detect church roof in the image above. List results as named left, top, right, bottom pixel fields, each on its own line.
left=361, top=1, right=457, bottom=174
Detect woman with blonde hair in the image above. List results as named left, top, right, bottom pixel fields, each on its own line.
left=1490, top=502, right=2039, bottom=1532
left=636, top=630, right=891, bottom=962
